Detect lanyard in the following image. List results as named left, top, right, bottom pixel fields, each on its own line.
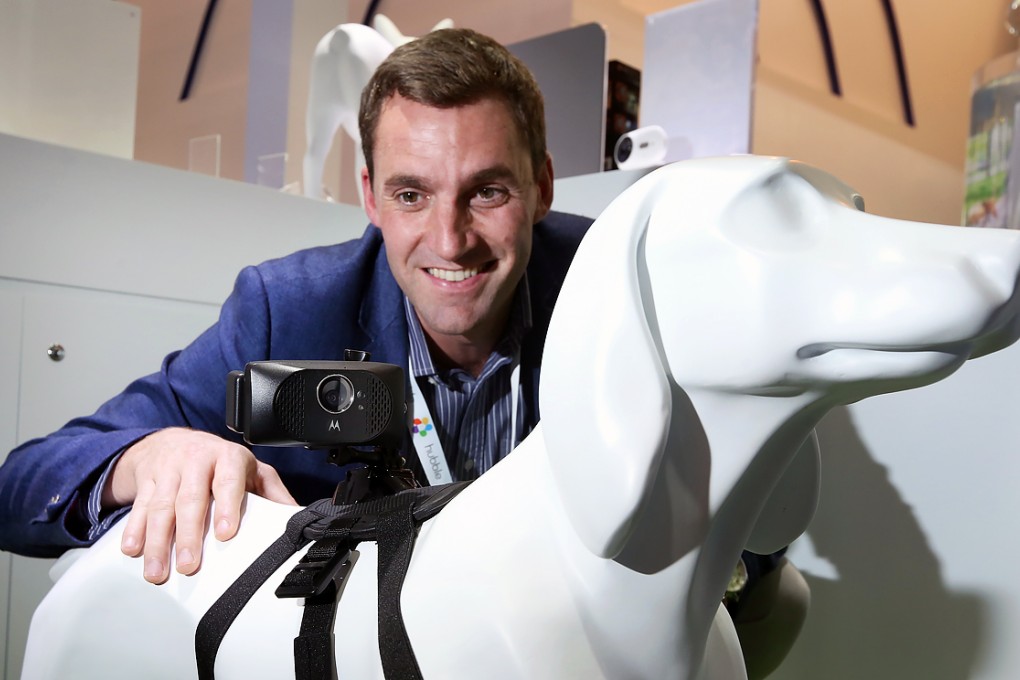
left=407, top=358, right=520, bottom=485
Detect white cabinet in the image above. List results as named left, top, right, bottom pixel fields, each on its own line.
left=16, top=288, right=219, bottom=441
left=0, top=282, right=219, bottom=680
left=0, top=291, right=21, bottom=680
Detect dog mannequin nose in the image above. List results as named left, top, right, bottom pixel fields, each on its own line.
left=964, top=229, right=1020, bottom=304
left=969, top=255, right=1018, bottom=303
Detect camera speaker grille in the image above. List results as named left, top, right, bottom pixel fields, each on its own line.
left=275, top=373, right=306, bottom=440
left=365, top=375, right=392, bottom=434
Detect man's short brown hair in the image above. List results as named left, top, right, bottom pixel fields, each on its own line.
left=359, top=28, right=547, bottom=183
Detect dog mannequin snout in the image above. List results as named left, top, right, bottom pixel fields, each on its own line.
left=964, top=234, right=1020, bottom=305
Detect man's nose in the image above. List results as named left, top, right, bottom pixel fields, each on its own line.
left=427, top=200, right=473, bottom=261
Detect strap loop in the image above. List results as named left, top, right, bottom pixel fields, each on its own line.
left=276, top=518, right=357, bottom=599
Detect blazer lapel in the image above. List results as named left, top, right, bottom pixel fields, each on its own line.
left=358, top=230, right=409, bottom=367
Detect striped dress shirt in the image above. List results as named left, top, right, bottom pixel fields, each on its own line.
left=404, top=275, right=531, bottom=481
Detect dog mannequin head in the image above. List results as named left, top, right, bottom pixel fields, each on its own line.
left=541, top=156, right=1020, bottom=559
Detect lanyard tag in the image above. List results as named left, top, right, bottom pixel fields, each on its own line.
left=408, top=366, right=454, bottom=485
left=406, top=361, right=521, bottom=485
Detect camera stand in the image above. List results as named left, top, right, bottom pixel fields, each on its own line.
left=327, top=445, right=419, bottom=506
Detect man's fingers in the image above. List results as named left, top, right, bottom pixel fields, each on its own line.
left=120, top=503, right=148, bottom=558
left=174, top=465, right=215, bottom=575
left=108, top=428, right=291, bottom=583
left=140, top=475, right=181, bottom=585
left=119, top=474, right=160, bottom=557
left=254, top=463, right=298, bottom=506
left=210, top=449, right=252, bottom=542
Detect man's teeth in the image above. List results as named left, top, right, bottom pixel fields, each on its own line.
left=427, top=267, right=479, bottom=282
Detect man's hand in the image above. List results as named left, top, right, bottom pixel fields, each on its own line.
left=103, top=428, right=297, bottom=584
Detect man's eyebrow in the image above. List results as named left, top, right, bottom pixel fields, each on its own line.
left=382, top=166, right=525, bottom=193
left=469, top=165, right=520, bottom=185
left=381, top=174, right=429, bottom=192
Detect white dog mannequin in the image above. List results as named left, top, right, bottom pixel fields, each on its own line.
left=302, top=14, right=453, bottom=203
left=22, top=156, right=1020, bottom=679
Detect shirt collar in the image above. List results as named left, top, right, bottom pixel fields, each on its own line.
left=405, top=273, right=533, bottom=380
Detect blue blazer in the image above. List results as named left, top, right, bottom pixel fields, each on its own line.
left=0, top=213, right=592, bottom=556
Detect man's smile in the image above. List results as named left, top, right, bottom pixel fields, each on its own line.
left=425, top=263, right=496, bottom=282
left=426, top=266, right=479, bottom=282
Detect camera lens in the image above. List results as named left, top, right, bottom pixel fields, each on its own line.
left=616, top=136, right=633, bottom=163
left=317, top=374, right=355, bottom=414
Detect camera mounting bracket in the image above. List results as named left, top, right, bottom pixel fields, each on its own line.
left=327, top=445, right=419, bottom=505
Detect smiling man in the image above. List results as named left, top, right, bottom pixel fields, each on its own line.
left=0, top=28, right=591, bottom=583
left=353, top=30, right=583, bottom=487
left=364, top=94, right=551, bottom=376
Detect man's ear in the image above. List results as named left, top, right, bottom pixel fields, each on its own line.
left=533, top=153, right=554, bottom=223
left=361, top=166, right=380, bottom=224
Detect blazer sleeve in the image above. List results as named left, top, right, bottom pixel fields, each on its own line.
left=0, top=266, right=274, bottom=557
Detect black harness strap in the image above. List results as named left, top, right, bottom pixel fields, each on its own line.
left=291, top=489, right=460, bottom=680
left=195, top=505, right=325, bottom=680
left=195, top=482, right=469, bottom=680
left=289, top=517, right=359, bottom=680
left=294, top=577, right=348, bottom=680
left=376, top=494, right=424, bottom=680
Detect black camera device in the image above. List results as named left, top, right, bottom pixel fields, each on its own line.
left=226, top=360, right=405, bottom=450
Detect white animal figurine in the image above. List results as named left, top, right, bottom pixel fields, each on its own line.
left=22, top=156, right=1020, bottom=680
left=302, top=14, right=453, bottom=203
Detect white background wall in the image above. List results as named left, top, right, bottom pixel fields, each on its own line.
left=0, top=0, right=140, bottom=158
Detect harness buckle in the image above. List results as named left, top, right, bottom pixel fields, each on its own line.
left=276, top=518, right=358, bottom=599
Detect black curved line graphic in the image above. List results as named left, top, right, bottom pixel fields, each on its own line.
left=809, top=0, right=841, bottom=96
left=363, top=0, right=383, bottom=26
left=881, top=0, right=916, bottom=127
left=180, top=0, right=221, bottom=102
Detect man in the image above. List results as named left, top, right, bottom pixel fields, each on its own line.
left=0, top=28, right=590, bottom=584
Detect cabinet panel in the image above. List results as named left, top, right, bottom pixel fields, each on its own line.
left=0, top=291, right=22, bottom=680
left=18, top=289, right=219, bottom=441
left=5, top=286, right=218, bottom=680
left=0, top=552, right=8, bottom=678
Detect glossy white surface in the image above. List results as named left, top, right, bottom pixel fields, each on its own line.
left=23, top=156, right=1020, bottom=679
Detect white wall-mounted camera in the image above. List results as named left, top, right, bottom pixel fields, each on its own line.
left=613, top=125, right=668, bottom=170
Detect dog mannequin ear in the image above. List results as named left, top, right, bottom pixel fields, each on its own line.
left=541, top=171, right=672, bottom=559
left=371, top=14, right=411, bottom=47
left=372, top=14, right=453, bottom=48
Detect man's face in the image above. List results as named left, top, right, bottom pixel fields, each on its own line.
left=363, top=95, right=554, bottom=358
